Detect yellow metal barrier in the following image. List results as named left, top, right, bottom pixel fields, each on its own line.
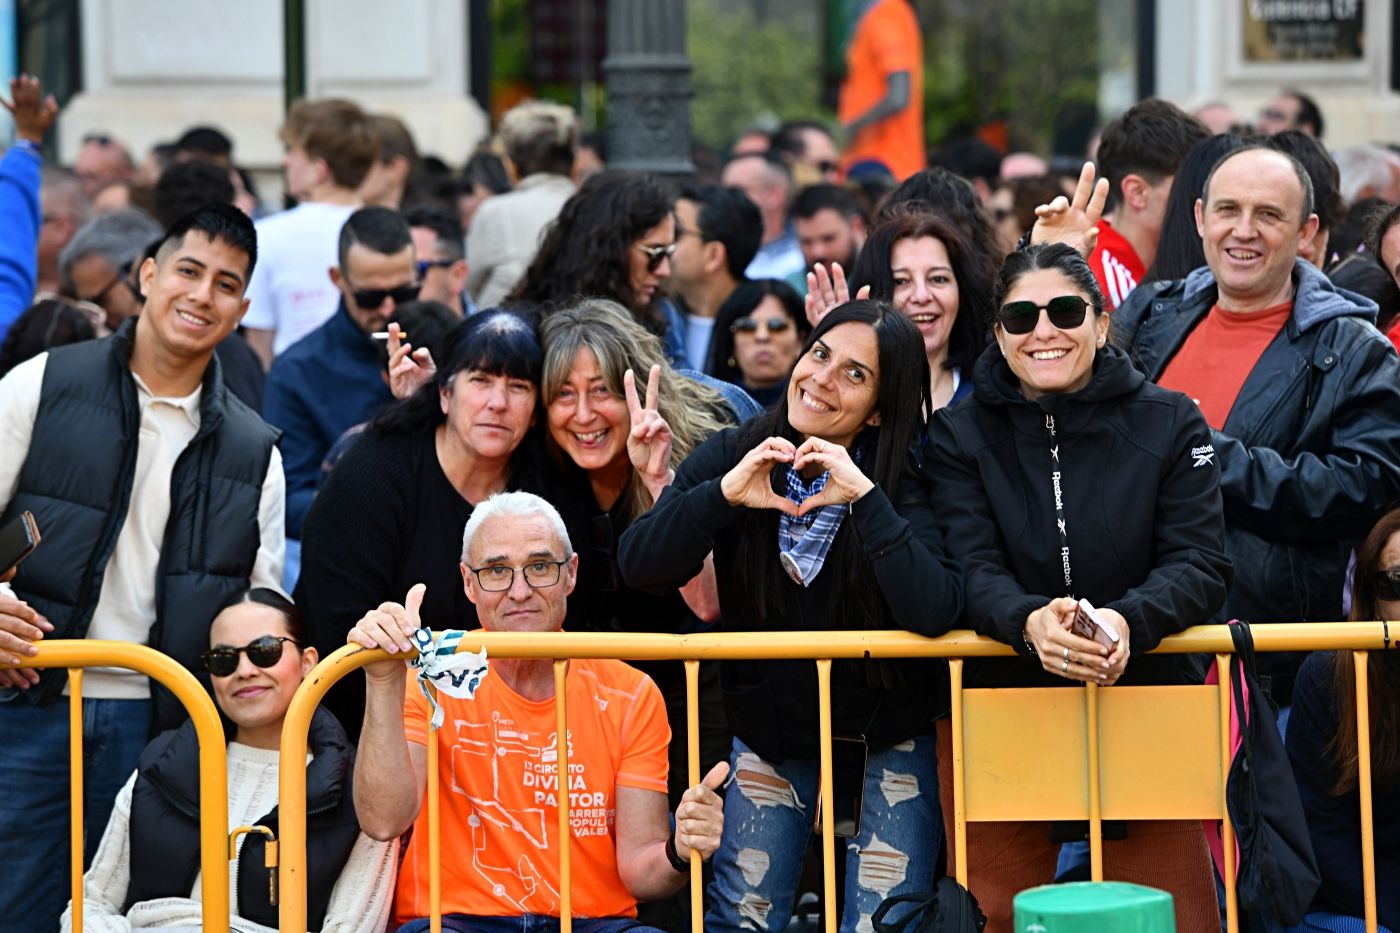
left=11, top=640, right=231, bottom=933
left=277, top=623, right=1392, bottom=933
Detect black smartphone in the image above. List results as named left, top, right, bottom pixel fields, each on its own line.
left=0, top=511, right=40, bottom=576
left=816, top=736, right=868, bottom=839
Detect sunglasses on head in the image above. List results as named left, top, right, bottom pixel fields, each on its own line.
left=352, top=283, right=421, bottom=310
left=1372, top=569, right=1400, bottom=602
left=996, top=295, right=1091, bottom=335
left=731, top=316, right=793, bottom=334
left=202, top=635, right=299, bottom=678
left=635, top=242, right=677, bottom=272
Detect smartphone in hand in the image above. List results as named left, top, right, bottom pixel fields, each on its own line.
left=1069, top=597, right=1118, bottom=651
left=0, top=511, right=40, bottom=577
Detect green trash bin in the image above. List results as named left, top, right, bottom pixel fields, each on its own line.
left=1014, top=881, right=1175, bottom=932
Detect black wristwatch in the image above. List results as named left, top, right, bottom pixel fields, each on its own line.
left=664, top=834, right=691, bottom=873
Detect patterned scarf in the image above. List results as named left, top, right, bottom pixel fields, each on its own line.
left=777, top=457, right=855, bottom=587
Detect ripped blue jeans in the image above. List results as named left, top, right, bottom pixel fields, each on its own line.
left=705, top=733, right=940, bottom=932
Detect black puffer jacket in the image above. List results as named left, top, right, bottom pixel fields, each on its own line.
left=1114, top=259, right=1400, bottom=704
left=928, top=344, right=1231, bottom=688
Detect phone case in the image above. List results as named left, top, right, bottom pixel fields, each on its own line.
left=1070, top=597, right=1119, bottom=650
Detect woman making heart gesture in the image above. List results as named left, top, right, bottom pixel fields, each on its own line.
left=618, top=299, right=963, bottom=933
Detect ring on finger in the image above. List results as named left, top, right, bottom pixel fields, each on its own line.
left=1062, top=657, right=1070, bottom=673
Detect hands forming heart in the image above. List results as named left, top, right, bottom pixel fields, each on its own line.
left=721, top=436, right=874, bottom=516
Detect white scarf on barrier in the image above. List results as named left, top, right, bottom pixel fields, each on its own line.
left=409, top=628, right=489, bottom=729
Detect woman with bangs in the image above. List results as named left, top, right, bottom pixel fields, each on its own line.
left=295, top=308, right=548, bottom=735
left=808, top=210, right=996, bottom=410
left=537, top=298, right=739, bottom=840
left=618, top=300, right=963, bottom=932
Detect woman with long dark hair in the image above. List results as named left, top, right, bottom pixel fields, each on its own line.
left=295, top=308, right=545, bottom=732
left=1285, top=509, right=1400, bottom=933
left=1141, top=133, right=1249, bottom=284
left=808, top=210, right=995, bottom=409
left=618, top=300, right=963, bottom=932
left=928, top=244, right=1231, bottom=932
left=509, top=172, right=687, bottom=361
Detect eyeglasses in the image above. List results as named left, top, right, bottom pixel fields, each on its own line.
left=731, top=316, right=793, bottom=335
left=1372, top=569, right=1400, bottom=602
left=416, top=259, right=456, bottom=277
left=202, top=635, right=300, bottom=677
left=996, top=295, right=1092, bottom=335
left=466, top=559, right=570, bottom=592
left=349, top=281, right=421, bottom=310
left=635, top=242, right=677, bottom=272
left=674, top=221, right=703, bottom=241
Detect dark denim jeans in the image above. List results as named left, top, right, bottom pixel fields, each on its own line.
left=0, top=694, right=151, bottom=932
left=396, top=916, right=664, bottom=932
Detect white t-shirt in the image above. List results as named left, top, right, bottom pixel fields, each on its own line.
left=242, top=202, right=357, bottom=356
left=684, top=313, right=717, bottom=372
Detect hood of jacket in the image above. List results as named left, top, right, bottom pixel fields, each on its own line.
left=1179, top=258, right=1378, bottom=332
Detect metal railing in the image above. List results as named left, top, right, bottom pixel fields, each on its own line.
left=271, top=623, right=1391, bottom=933
left=13, top=640, right=231, bottom=933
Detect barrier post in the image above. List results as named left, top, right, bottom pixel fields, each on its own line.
left=816, top=659, right=836, bottom=933
left=1085, top=682, right=1103, bottom=881
left=554, top=659, right=573, bottom=933
left=1217, top=654, right=1238, bottom=933
left=949, top=658, right=968, bottom=888
left=684, top=659, right=703, bottom=933
left=68, top=669, right=84, bottom=932
left=427, top=681, right=442, bottom=933
left=1353, top=652, right=1377, bottom=933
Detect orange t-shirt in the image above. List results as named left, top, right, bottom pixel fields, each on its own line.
left=392, top=657, right=671, bottom=926
left=1157, top=301, right=1293, bottom=430
left=838, top=0, right=924, bottom=181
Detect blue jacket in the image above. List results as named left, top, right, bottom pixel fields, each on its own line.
left=1114, top=260, right=1400, bottom=703
left=0, top=144, right=41, bottom=345
left=262, top=303, right=392, bottom=537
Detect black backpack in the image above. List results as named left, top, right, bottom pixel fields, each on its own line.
left=1222, top=621, right=1321, bottom=929
left=871, top=877, right=987, bottom=933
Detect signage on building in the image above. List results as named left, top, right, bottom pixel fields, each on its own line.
left=1242, top=0, right=1364, bottom=61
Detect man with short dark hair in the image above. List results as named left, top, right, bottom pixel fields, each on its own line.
left=668, top=183, right=761, bottom=370
left=406, top=205, right=472, bottom=316
left=721, top=152, right=804, bottom=281
left=1090, top=98, right=1209, bottom=309
left=769, top=120, right=841, bottom=185
left=466, top=100, right=577, bottom=308
left=788, top=183, right=867, bottom=292
left=173, top=125, right=234, bottom=166
left=0, top=203, right=283, bottom=930
left=242, top=98, right=379, bottom=365
left=1258, top=89, right=1325, bottom=139
left=361, top=113, right=419, bottom=210
left=1116, top=146, right=1400, bottom=718
left=263, top=207, right=412, bottom=540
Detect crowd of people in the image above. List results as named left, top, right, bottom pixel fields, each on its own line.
left=0, top=69, right=1398, bottom=933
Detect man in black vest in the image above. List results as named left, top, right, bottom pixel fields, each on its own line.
left=0, top=202, right=284, bottom=931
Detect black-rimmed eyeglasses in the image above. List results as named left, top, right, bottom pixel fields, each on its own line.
left=466, top=559, right=570, bottom=592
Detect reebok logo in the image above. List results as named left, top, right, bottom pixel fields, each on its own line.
left=1191, top=444, right=1215, bottom=468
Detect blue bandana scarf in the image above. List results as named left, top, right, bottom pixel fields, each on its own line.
left=777, top=460, right=853, bottom=587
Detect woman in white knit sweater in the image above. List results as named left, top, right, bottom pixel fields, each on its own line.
left=62, top=589, right=397, bottom=932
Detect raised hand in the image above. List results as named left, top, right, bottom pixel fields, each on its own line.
left=387, top=322, right=436, bottom=399
left=1, top=75, right=57, bottom=145
left=349, top=583, right=425, bottom=682
left=790, top=437, right=874, bottom=516
left=624, top=365, right=675, bottom=499
left=720, top=437, right=799, bottom=515
left=805, top=262, right=871, bottom=328
left=1030, top=161, right=1109, bottom=258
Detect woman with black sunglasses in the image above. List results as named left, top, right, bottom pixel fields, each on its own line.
left=705, top=279, right=812, bottom=408
left=62, top=589, right=396, bottom=933
left=1285, top=508, right=1400, bottom=933
left=926, top=244, right=1231, bottom=932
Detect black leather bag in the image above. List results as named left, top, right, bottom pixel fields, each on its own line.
left=870, top=876, right=987, bottom=933
left=1223, top=621, right=1321, bottom=928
